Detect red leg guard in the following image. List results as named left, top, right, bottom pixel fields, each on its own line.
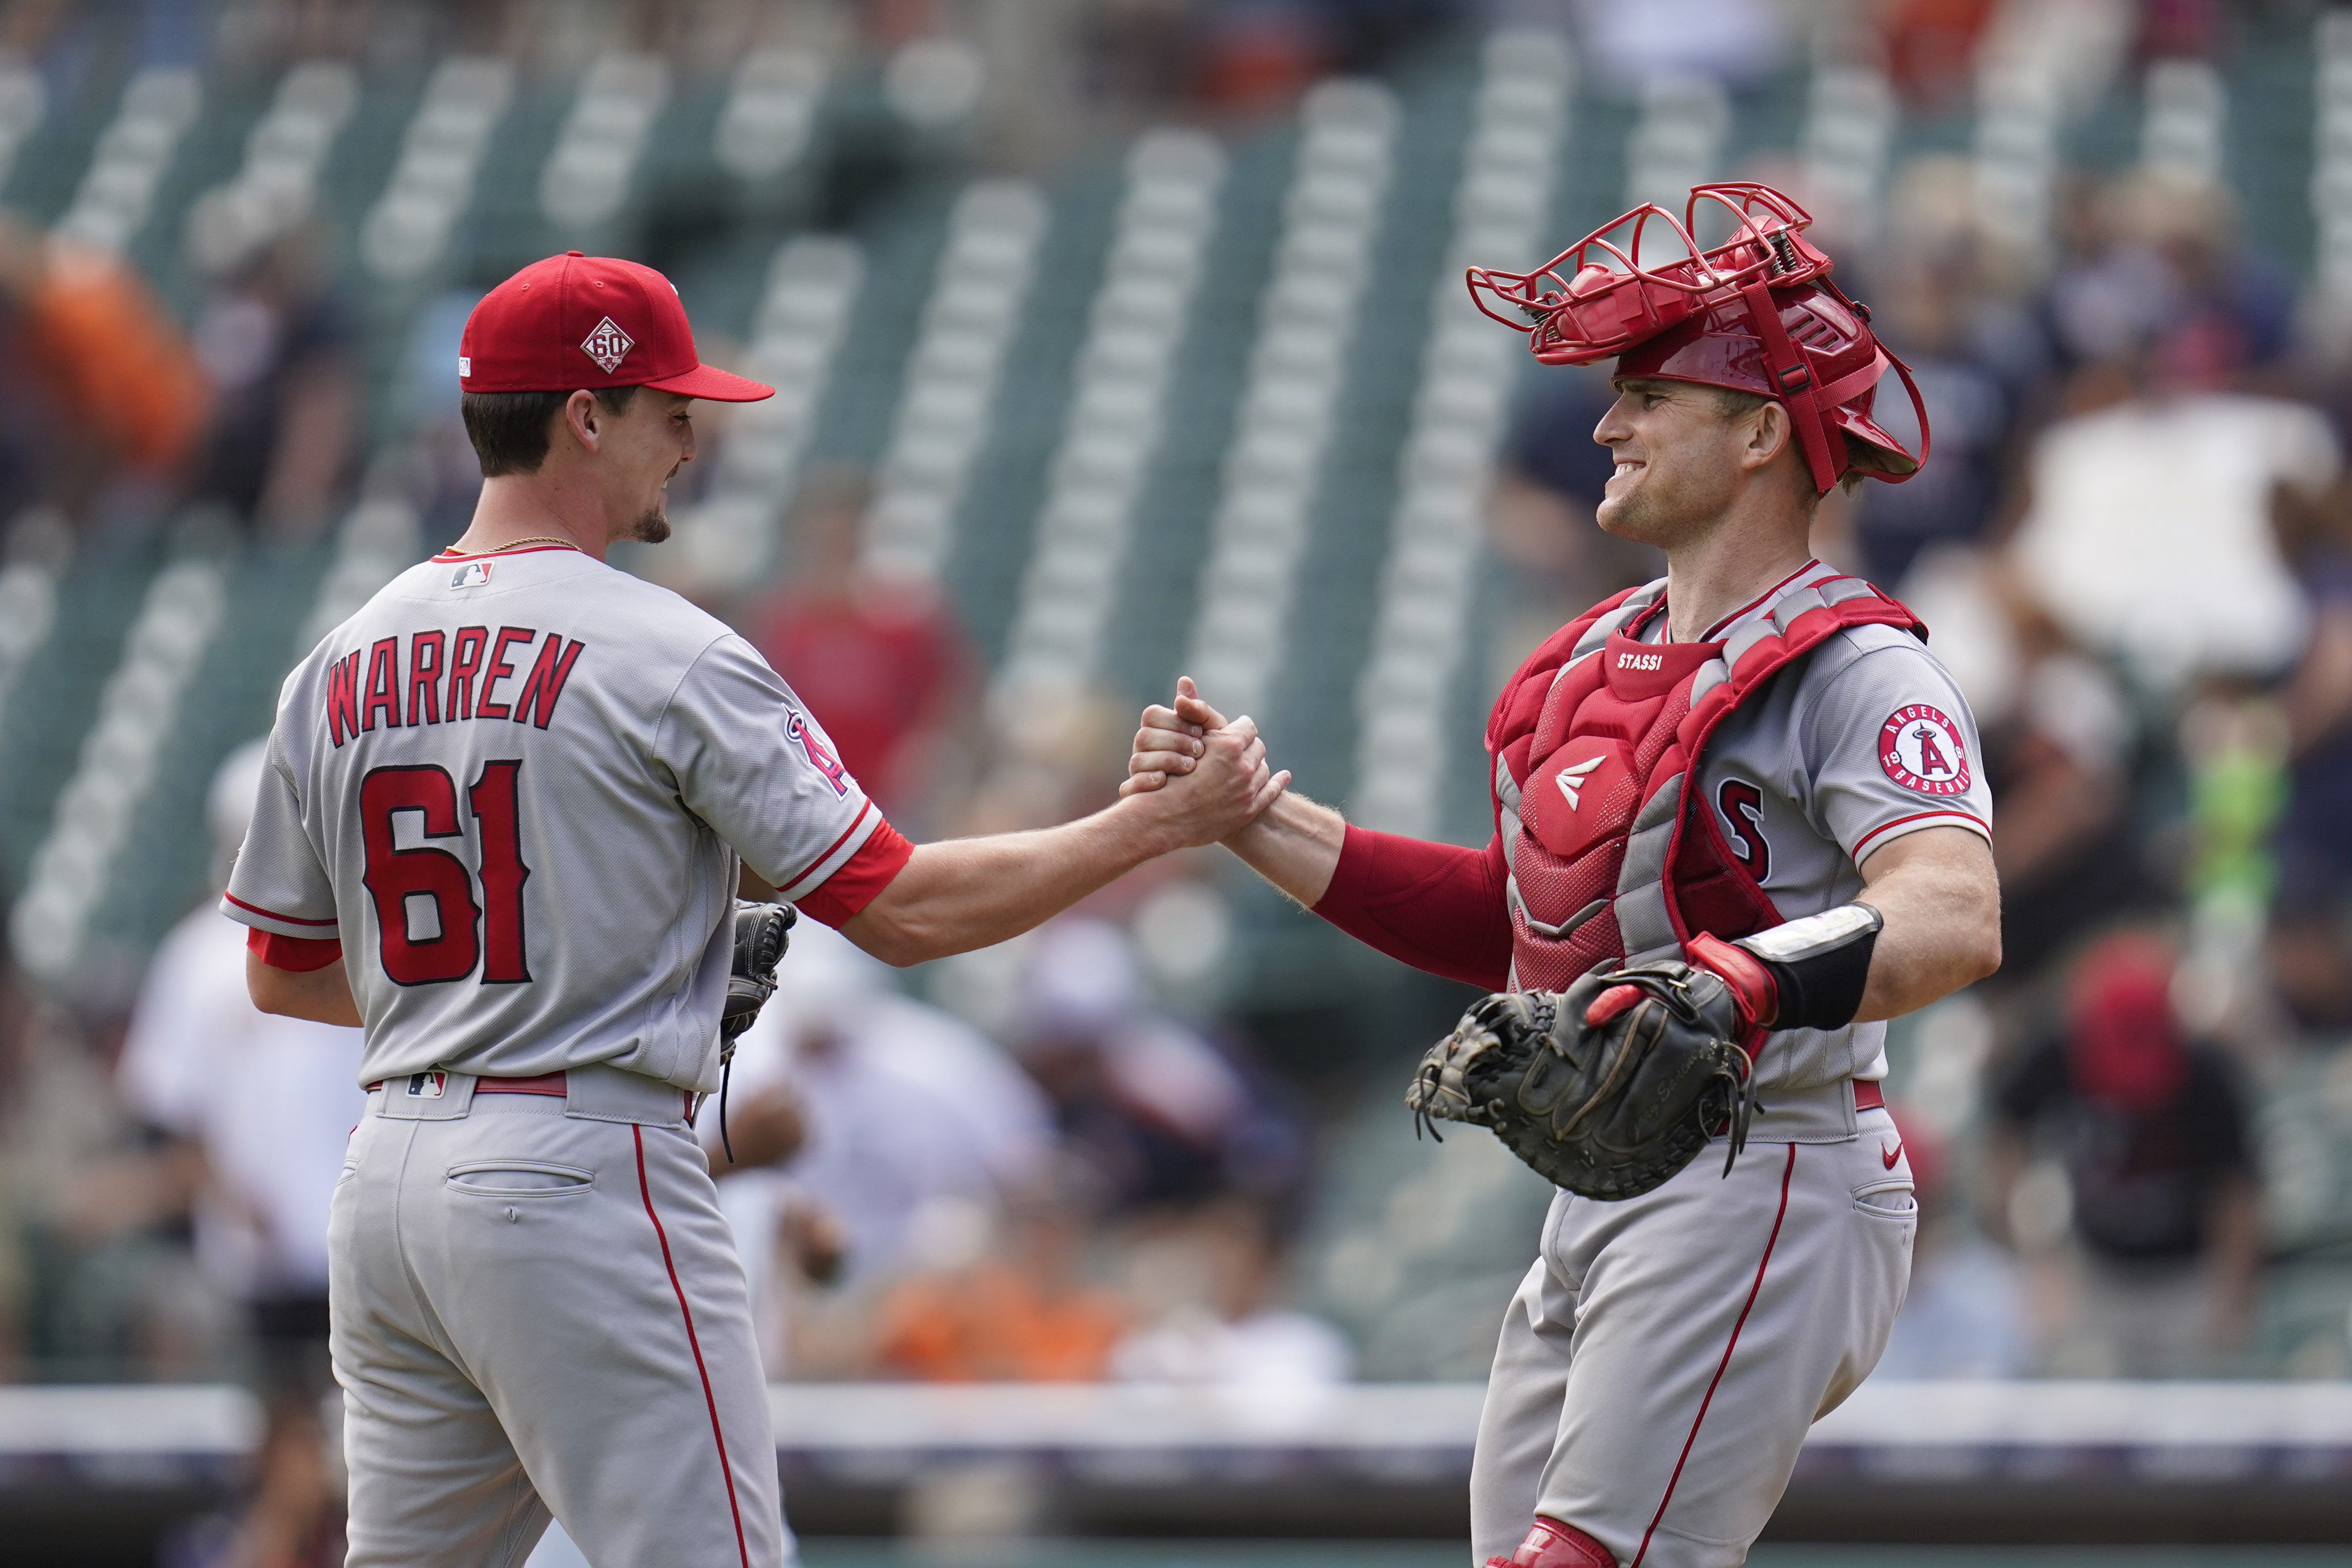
left=1482, top=1516, right=1617, bottom=1568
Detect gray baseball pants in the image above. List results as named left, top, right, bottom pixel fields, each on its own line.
left=1468, top=1100, right=1915, bottom=1568
left=329, top=1065, right=786, bottom=1568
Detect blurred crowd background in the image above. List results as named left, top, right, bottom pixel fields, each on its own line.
left=5, top=0, right=2352, bottom=1558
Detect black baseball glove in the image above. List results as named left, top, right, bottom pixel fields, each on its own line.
left=1405, top=960, right=1761, bottom=1201
left=722, top=900, right=796, bottom=1047
left=714, top=900, right=797, bottom=1165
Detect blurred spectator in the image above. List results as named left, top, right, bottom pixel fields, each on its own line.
left=748, top=470, right=975, bottom=828
left=115, top=741, right=364, bottom=1568
left=2006, top=353, right=2337, bottom=698
left=1847, top=236, right=2039, bottom=590
left=2269, top=475, right=2352, bottom=1016
left=0, top=221, right=209, bottom=531
left=2044, top=173, right=2296, bottom=392
left=713, top=917, right=1051, bottom=1371
left=1568, top=0, right=1783, bottom=88
left=871, top=1175, right=1129, bottom=1381
left=1988, top=932, right=2262, bottom=1376
left=1978, top=592, right=2154, bottom=982
left=186, top=228, right=359, bottom=540
left=1008, top=918, right=1309, bottom=1220
left=1112, top=1198, right=1351, bottom=1386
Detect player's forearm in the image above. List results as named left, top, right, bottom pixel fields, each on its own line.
left=1851, top=828, right=2002, bottom=1022
left=841, top=800, right=1179, bottom=966
left=245, top=950, right=363, bottom=1026
left=1221, top=789, right=1345, bottom=906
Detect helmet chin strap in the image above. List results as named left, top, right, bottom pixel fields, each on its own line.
left=1738, top=279, right=1842, bottom=495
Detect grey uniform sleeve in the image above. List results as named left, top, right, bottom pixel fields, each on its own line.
left=221, top=733, right=341, bottom=937
left=1795, top=633, right=1994, bottom=866
left=655, top=632, right=884, bottom=900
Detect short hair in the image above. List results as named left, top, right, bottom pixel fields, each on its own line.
left=460, top=385, right=640, bottom=477
left=1709, top=387, right=1875, bottom=498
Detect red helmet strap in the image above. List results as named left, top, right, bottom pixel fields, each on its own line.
left=1738, top=279, right=1841, bottom=494
left=1875, top=344, right=1932, bottom=483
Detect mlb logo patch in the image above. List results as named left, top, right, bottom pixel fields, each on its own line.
left=406, top=1071, right=448, bottom=1100
left=451, top=560, right=493, bottom=589
left=458, top=355, right=471, bottom=378
left=580, top=316, right=634, bottom=374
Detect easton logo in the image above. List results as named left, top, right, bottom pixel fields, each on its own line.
left=787, top=712, right=852, bottom=798
left=1879, top=703, right=1971, bottom=795
left=580, top=316, right=634, bottom=374
left=1554, top=755, right=1604, bottom=811
left=1616, top=650, right=1663, bottom=672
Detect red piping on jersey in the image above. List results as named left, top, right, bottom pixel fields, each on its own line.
left=223, top=891, right=339, bottom=927
left=1850, top=807, right=1990, bottom=861
left=634, top=1126, right=751, bottom=1568
left=430, top=544, right=582, bottom=561
left=773, top=798, right=874, bottom=897
left=1630, top=1141, right=1796, bottom=1568
left=1698, top=560, right=1822, bottom=643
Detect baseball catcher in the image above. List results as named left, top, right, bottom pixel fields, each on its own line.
left=1128, top=181, right=1999, bottom=1568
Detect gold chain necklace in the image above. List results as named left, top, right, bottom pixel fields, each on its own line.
left=452, top=535, right=582, bottom=554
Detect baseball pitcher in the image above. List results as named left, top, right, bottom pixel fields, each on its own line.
left=229, top=251, right=1284, bottom=1568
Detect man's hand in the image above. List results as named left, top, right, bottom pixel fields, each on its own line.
left=1123, top=675, right=1219, bottom=796
left=1117, top=707, right=1289, bottom=849
left=1122, top=676, right=1345, bottom=905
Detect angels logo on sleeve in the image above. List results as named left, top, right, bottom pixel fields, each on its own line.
left=786, top=711, right=852, bottom=797
left=1879, top=703, right=1971, bottom=795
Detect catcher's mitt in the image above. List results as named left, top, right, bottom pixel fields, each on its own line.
left=1405, top=961, right=1760, bottom=1200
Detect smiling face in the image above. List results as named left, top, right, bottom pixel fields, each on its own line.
left=588, top=387, right=697, bottom=544
left=1591, top=377, right=1779, bottom=550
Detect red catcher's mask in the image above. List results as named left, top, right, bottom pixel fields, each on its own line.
left=1466, top=182, right=1930, bottom=495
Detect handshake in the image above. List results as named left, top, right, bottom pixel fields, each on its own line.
left=1116, top=676, right=1286, bottom=846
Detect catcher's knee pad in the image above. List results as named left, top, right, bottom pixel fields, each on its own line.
left=1485, top=1516, right=1616, bottom=1568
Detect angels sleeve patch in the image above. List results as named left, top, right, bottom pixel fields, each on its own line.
left=1879, top=703, right=1971, bottom=795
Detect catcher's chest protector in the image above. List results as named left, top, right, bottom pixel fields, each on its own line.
left=1489, top=575, right=1925, bottom=993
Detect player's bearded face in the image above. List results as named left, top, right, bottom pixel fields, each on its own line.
left=1592, top=380, right=1747, bottom=550
left=601, top=389, right=695, bottom=545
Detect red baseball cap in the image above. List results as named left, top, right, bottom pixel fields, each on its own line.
left=458, top=251, right=773, bottom=403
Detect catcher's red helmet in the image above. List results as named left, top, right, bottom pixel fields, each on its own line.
left=1467, top=183, right=1927, bottom=495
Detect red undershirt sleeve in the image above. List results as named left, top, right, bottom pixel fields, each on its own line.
left=1310, top=823, right=1512, bottom=991
left=793, top=817, right=916, bottom=929
left=246, top=927, right=345, bottom=972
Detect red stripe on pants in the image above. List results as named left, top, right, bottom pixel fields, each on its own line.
left=1630, top=1142, right=1798, bottom=1567
left=634, top=1125, right=751, bottom=1568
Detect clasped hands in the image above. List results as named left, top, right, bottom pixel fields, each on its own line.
left=1122, top=677, right=1269, bottom=833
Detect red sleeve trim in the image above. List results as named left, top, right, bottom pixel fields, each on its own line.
left=793, top=818, right=915, bottom=929
left=224, top=892, right=339, bottom=926
left=774, top=799, right=873, bottom=895
left=1852, top=807, right=1991, bottom=861
left=247, top=927, right=345, bottom=972
left=1310, top=824, right=1513, bottom=991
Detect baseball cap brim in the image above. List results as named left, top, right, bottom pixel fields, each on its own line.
left=639, top=363, right=775, bottom=402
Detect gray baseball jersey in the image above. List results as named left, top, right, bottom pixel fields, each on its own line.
left=1638, top=557, right=1991, bottom=1099
left=224, top=542, right=909, bottom=1091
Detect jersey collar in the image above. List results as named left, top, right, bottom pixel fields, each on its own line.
left=1640, top=558, right=1832, bottom=645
